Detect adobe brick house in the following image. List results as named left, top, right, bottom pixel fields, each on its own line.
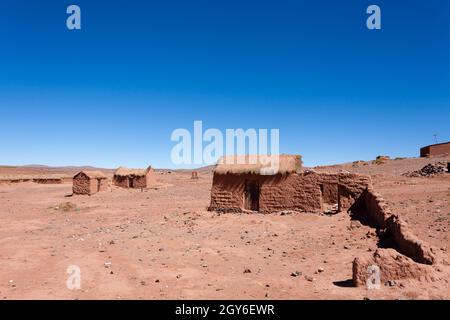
left=420, top=141, right=450, bottom=157
left=208, top=155, right=371, bottom=214
left=113, top=166, right=155, bottom=189
left=73, top=171, right=108, bottom=195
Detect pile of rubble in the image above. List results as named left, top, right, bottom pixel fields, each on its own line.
left=402, top=162, right=448, bottom=177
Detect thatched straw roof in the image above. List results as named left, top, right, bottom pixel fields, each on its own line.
left=114, top=166, right=152, bottom=177
left=214, top=154, right=302, bottom=175
left=75, top=170, right=107, bottom=179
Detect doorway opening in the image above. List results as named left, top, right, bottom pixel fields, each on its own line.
left=320, top=183, right=339, bottom=214
left=129, top=177, right=135, bottom=188
left=244, top=181, right=260, bottom=211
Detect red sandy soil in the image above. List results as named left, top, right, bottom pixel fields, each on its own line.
left=0, top=156, right=449, bottom=300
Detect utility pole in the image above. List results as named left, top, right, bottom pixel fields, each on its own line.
left=433, top=134, right=438, bottom=144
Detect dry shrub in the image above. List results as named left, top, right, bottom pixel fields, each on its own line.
left=56, top=202, right=77, bottom=212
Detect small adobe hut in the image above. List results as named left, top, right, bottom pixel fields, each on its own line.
left=73, top=171, right=108, bottom=195
left=113, top=166, right=155, bottom=189
left=209, top=155, right=371, bottom=214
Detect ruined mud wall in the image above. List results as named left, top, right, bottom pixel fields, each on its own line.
left=209, top=172, right=371, bottom=214
left=353, top=249, right=436, bottom=287
left=33, top=178, right=63, bottom=184
left=355, top=188, right=436, bottom=265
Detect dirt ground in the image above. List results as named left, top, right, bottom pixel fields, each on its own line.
left=0, top=156, right=449, bottom=300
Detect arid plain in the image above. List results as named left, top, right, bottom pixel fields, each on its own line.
left=0, top=156, right=449, bottom=300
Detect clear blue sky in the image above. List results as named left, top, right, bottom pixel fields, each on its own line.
left=0, top=0, right=449, bottom=168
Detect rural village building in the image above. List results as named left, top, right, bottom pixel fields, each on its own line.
left=420, top=141, right=450, bottom=157
left=113, top=166, right=155, bottom=189
left=73, top=171, right=108, bottom=195
left=209, top=154, right=371, bottom=214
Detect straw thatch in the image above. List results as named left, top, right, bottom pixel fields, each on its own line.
left=214, top=154, right=302, bottom=175
left=114, top=166, right=152, bottom=177
left=75, top=170, right=107, bottom=179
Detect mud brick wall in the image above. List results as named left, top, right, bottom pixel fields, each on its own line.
left=73, top=174, right=91, bottom=195
left=73, top=174, right=108, bottom=195
left=209, top=172, right=371, bottom=214
left=33, top=178, right=63, bottom=184
left=337, top=174, right=372, bottom=212
left=99, top=179, right=108, bottom=192
left=355, top=188, right=436, bottom=265
left=209, top=173, right=251, bottom=212
left=259, top=174, right=323, bottom=213
left=386, top=215, right=436, bottom=265
left=113, top=176, right=129, bottom=188
left=133, top=176, right=147, bottom=189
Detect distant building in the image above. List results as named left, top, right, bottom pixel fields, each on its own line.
left=113, top=166, right=155, bottom=189
left=73, top=171, right=108, bottom=195
left=420, top=142, right=450, bottom=157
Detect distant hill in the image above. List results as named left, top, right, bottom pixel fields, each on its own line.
left=0, top=164, right=115, bottom=176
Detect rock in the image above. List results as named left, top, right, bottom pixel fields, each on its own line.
left=386, top=280, right=397, bottom=287
left=350, top=220, right=362, bottom=229
left=352, top=249, right=435, bottom=287
left=244, top=268, right=252, bottom=274
left=104, top=262, right=112, bottom=269
left=305, top=276, right=316, bottom=282
left=291, top=271, right=302, bottom=277
left=318, top=267, right=325, bottom=273
left=402, top=163, right=447, bottom=178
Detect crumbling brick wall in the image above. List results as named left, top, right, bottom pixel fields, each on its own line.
left=33, top=178, right=63, bottom=184
left=352, top=188, right=436, bottom=265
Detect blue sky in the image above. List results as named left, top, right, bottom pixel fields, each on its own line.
left=0, top=0, right=449, bottom=168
